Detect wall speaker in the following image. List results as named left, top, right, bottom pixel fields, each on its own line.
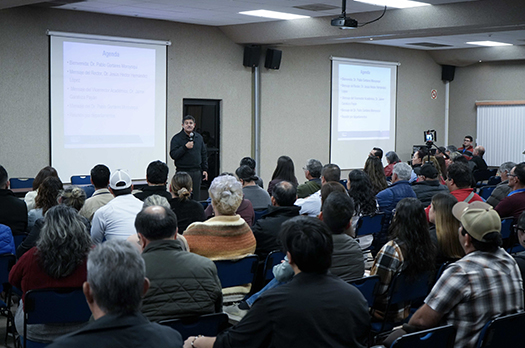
left=441, top=65, right=456, bottom=82
left=265, top=49, right=282, bottom=70
left=243, top=45, right=261, bottom=67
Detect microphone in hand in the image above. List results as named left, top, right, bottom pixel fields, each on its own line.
left=189, top=132, right=194, bottom=142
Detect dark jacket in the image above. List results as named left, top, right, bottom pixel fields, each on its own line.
left=133, top=186, right=172, bottom=202
left=252, top=205, right=300, bottom=260
left=376, top=181, right=416, bottom=214
left=48, top=312, right=182, bottom=348
left=141, top=239, right=222, bottom=322
left=470, top=156, right=488, bottom=171
left=170, top=197, right=206, bottom=233
left=169, top=129, right=208, bottom=171
left=214, top=272, right=370, bottom=348
left=0, top=188, right=28, bottom=235
left=330, top=234, right=365, bottom=282
left=411, top=180, right=448, bottom=207
left=486, top=180, right=511, bottom=207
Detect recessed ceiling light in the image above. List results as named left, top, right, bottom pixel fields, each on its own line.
left=466, top=41, right=513, bottom=47
left=354, top=0, right=430, bottom=8
left=239, top=10, right=310, bottom=20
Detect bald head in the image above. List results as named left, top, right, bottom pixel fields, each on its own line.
left=474, top=146, right=485, bottom=157
left=134, top=205, right=178, bottom=241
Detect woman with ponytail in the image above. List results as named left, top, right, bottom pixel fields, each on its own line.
left=169, top=172, right=206, bottom=233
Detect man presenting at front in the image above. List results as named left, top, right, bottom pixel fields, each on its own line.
left=170, top=115, right=208, bottom=201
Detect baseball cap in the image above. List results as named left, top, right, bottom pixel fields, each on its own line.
left=452, top=201, right=501, bottom=242
left=109, top=170, right=132, bottom=190
left=420, top=163, right=438, bottom=179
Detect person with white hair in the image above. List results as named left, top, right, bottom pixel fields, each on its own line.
left=48, top=240, right=183, bottom=348
left=184, top=175, right=256, bottom=260
left=486, top=161, right=516, bottom=207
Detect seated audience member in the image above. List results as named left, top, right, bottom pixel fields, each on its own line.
left=434, top=146, right=448, bottom=175
left=347, top=170, right=379, bottom=249
left=364, top=156, right=388, bottom=195
left=91, top=170, right=143, bottom=244
left=134, top=160, right=172, bottom=202
left=0, top=224, right=15, bottom=255
left=79, top=164, right=113, bottom=221
left=24, top=166, right=59, bottom=211
left=18, top=186, right=89, bottom=258
left=252, top=181, right=300, bottom=261
left=384, top=151, right=401, bottom=178
left=458, top=135, right=474, bottom=158
left=127, top=195, right=189, bottom=252
left=412, top=163, right=448, bottom=207
left=204, top=172, right=255, bottom=226
left=405, top=201, right=523, bottom=348
left=183, top=216, right=370, bottom=348
left=428, top=193, right=464, bottom=263
left=370, top=198, right=435, bottom=322
left=240, top=157, right=263, bottom=188
left=445, top=145, right=461, bottom=168
left=370, top=147, right=383, bottom=160
left=267, top=155, right=298, bottom=196
left=0, top=165, right=28, bottom=236
left=28, top=176, right=63, bottom=231
left=295, top=164, right=341, bottom=217
left=48, top=240, right=182, bottom=348
left=235, top=165, right=271, bottom=210
left=296, top=159, right=323, bottom=198
left=486, top=161, right=516, bottom=207
left=411, top=148, right=428, bottom=176
left=10, top=205, right=92, bottom=344
left=512, top=211, right=525, bottom=290
left=469, top=146, right=488, bottom=171
left=185, top=175, right=256, bottom=260
left=320, top=192, right=364, bottom=281
left=495, top=162, right=525, bottom=222
left=136, top=205, right=222, bottom=322
left=169, top=172, right=206, bottom=233
left=445, top=162, right=482, bottom=203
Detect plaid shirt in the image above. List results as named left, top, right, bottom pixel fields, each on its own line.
left=370, top=239, right=408, bottom=322
left=425, top=248, right=524, bottom=348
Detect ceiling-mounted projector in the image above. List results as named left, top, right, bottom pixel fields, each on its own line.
left=331, top=16, right=358, bottom=29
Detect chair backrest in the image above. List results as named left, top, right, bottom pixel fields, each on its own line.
left=254, top=209, right=268, bottom=224
left=9, top=178, right=34, bottom=189
left=355, top=213, right=384, bottom=237
left=391, top=324, right=456, bottom=348
left=474, top=169, right=497, bottom=184
left=0, top=254, right=16, bottom=289
left=500, top=217, right=513, bottom=240
left=349, top=275, right=379, bottom=307
left=389, top=271, right=432, bottom=306
left=486, top=176, right=501, bottom=186
left=70, top=175, right=91, bottom=185
left=159, top=313, right=229, bottom=341
left=213, top=255, right=259, bottom=288
left=262, top=250, right=286, bottom=281
left=478, top=186, right=496, bottom=200
left=24, top=288, right=91, bottom=325
left=476, top=311, right=525, bottom=348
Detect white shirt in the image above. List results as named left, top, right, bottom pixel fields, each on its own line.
left=294, top=190, right=321, bottom=217
left=90, top=194, right=143, bottom=244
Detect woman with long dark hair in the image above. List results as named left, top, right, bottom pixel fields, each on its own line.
left=429, top=192, right=464, bottom=262
left=267, top=156, right=298, bottom=196
left=364, top=156, right=388, bottom=195
left=348, top=170, right=377, bottom=217
left=370, top=197, right=435, bottom=322
left=24, top=166, right=59, bottom=211
left=27, top=176, right=63, bottom=230
left=10, top=205, right=92, bottom=343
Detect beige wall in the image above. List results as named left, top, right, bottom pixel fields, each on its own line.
left=449, top=61, right=525, bottom=149
left=2, top=6, right=451, bottom=185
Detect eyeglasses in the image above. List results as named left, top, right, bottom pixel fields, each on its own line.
left=508, top=174, right=517, bottom=178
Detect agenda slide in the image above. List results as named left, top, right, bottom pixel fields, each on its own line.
left=330, top=57, right=398, bottom=169
left=50, top=32, right=168, bottom=181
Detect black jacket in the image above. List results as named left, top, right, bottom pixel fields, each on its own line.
left=48, top=312, right=182, bottom=348
left=411, top=180, right=448, bottom=207
left=252, top=205, right=300, bottom=260
left=133, top=186, right=172, bottom=202
left=169, top=129, right=208, bottom=171
left=0, top=189, right=28, bottom=235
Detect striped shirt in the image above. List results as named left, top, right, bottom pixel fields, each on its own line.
left=425, top=248, right=524, bottom=348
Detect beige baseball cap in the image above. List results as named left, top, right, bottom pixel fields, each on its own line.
left=452, top=201, right=501, bottom=242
